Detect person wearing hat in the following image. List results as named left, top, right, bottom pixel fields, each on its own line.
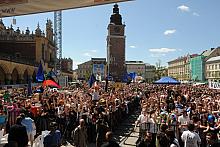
left=43, top=122, right=61, bottom=147
left=204, top=114, right=220, bottom=147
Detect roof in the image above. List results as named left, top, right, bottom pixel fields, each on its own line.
left=206, top=56, right=220, bottom=63
left=0, top=0, right=132, bottom=18
left=201, top=48, right=215, bottom=56
left=126, top=61, right=145, bottom=65
left=154, top=77, right=180, bottom=84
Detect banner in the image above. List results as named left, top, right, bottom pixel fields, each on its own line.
left=0, top=0, right=133, bottom=17
left=93, top=64, right=105, bottom=80
left=209, top=81, right=220, bottom=89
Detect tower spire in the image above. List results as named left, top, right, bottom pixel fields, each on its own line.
left=110, top=4, right=122, bottom=25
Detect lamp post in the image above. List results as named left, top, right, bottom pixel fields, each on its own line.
left=107, top=42, right=111, bottom=78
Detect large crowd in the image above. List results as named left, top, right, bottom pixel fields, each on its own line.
left=0, top=82, right=219, bottom=147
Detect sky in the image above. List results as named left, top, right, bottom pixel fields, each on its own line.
left=2, top=0, right=220, bottom=69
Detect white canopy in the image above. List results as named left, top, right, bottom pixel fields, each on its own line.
left=0, top=0, right=132, bottom=17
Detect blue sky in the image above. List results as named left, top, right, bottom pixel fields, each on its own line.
left=2, top=0, right=220, bottom=69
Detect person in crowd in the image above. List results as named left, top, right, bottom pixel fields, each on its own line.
left=166, top=129, right=180, bottom=147
left=96, top=113, right=109, bottom=147
left=8, top=116, right=28, bottom=147
left=43, top=122, right=61, bottom=147
left=156, top=123, right=169, bottom=147
left=178, top=109, right=190, bottom=147
left=181, top=122, right=201, bottom=147
left=137, top=132, right=154, bottom=147
left=135, top=109, right=149, bottom=141
left=20, top=113, right=36, bottom=147
left=73, top=119, right=88, bottom=147
left=203, top=114, right=220, bottom=147
left=101, top=131, right=119, bottom=147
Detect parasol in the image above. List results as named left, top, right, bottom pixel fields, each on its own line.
left=43, top=80, right=61, bottom=88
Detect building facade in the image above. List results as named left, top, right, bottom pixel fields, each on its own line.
left=61, top=58, right=73, bottom=72
left=0, top=19, right=57, bottom=85
left=168, top=55, right=192, bottom=81
left=77, top=58, right=106, bottom=80
left=126, top=61, right=145, bottom=77
left=205, top=56, right=220, bottom=82
left=188, top=47, right=220, bottom=82
left=107, top=4, right=126, bottom=82
left=190, top=55, right=206, bottom=82
left=145, top=64, right=156, bottom=83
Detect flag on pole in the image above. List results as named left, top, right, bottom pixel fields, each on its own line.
left=88, top=74, right=96, bottom=88
left=27, top=78, right=32, bottom=96
left=36, top=62, right=44, bottom=82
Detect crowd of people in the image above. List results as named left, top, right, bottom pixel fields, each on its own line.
left=135, top=84, right=220, bottom=147
left=0, top=81, right=139, bottom=147
left=0, top=82, right=219, bottom=147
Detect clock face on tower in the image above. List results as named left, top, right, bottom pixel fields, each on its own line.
left=114, top=27, right=120, bottom=34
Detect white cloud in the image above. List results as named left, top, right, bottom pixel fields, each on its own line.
left=150, top=54, right=166, bottom=58
left=90, top=50, right=97, bottom=53
left=164, top=29, right=176, bottom=36
left=149, top=48, right=177, bottom=53
left=129, top=45, right=136, bottom=48
left=193, top=12, right=200, bottom=16
left=177, top=5, right=190, bottom=12
left=83, top=52, right=92, bottom=57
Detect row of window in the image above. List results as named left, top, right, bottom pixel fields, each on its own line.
left=206, top=64, right=220, bottom=70
left=206, top=71, right=220, bottom=77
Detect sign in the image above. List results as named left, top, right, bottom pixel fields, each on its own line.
left=209, top=81, right=220, bottom=89
left=0, top=0, right=28, bottom=6
left=93, top=64, right=105, bottom=80
left=0, top=0, right=133, bottom=17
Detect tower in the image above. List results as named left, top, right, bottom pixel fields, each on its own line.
left=107, top=4, right=126, bottom=82
left=46, top=19, right=53, bottom=42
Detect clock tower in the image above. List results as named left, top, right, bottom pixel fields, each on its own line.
left=107, top=4, right=126, bottom=82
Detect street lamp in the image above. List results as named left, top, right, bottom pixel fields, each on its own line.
left=107, top=43, right=111, bottom=78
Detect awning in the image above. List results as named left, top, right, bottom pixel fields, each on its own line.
left=0, top=0, right=133, bottom=18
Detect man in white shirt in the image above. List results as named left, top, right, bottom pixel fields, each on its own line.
left=135, top=110, right=149, bottom=140
left=178, top=110, right=190, bottom=133
left=181, top=122, right=201, bottom=147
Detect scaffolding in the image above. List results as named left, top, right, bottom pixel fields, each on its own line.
left=54, top=11, right=62, bottom=71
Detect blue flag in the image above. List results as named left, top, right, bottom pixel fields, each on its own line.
left=36, top=62, right=44, bottom=82
left=122, top=73, right=128, bottom=82
left=88, top=74, right=96, bottom=88
left=127, top=72, right=137, bottom=81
